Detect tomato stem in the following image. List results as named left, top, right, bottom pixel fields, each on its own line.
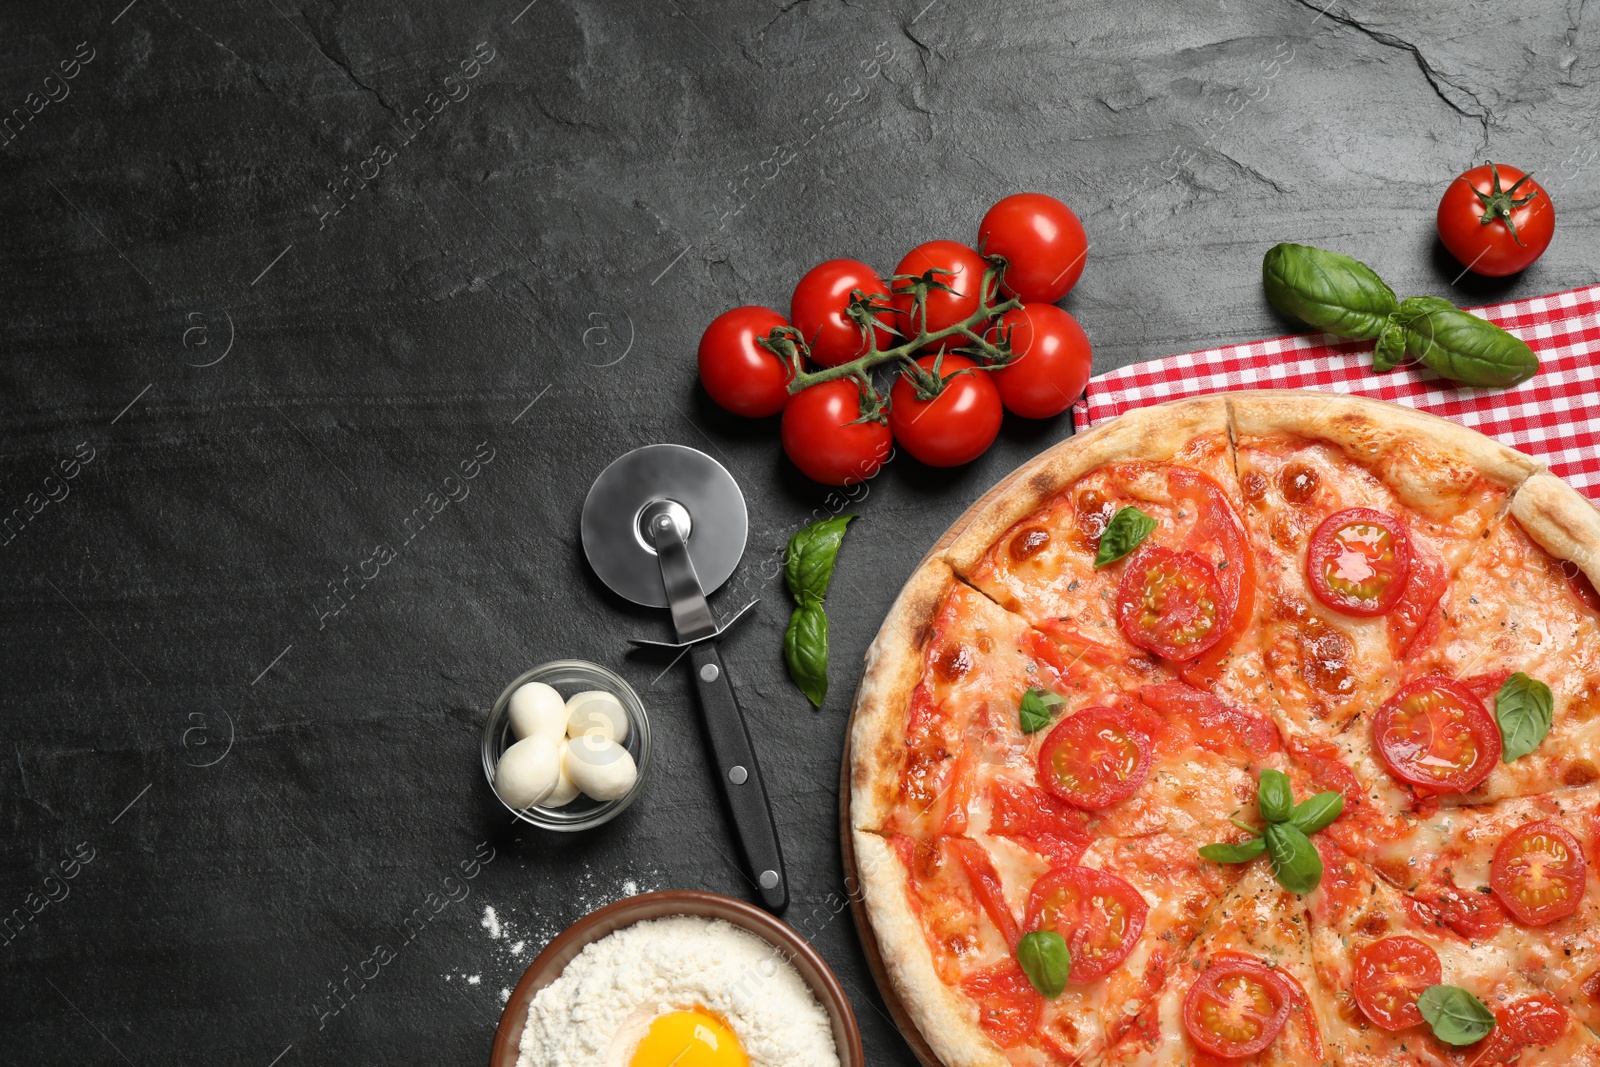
left=764, top=259, right=1023, bottom=396
left=1471, top=160, right=1541, bottom=248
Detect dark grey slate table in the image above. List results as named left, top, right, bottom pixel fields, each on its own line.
left=3, top=1, right=1595, bottom=1063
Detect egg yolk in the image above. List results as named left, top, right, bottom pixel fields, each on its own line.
left=628, top=1009, right=749, bottom=1067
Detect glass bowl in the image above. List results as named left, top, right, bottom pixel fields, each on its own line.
left=482, top=660, right=652, bottom=831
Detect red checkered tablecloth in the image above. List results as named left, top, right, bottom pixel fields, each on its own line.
left=1072, top=285, right=1600, bottom=500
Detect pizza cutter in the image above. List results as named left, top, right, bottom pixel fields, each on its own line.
left=581, top=444, right=788, bottom=914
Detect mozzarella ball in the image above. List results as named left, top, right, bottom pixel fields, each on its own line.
left=542, top=741, right=581, bottom=808
left=565, top=734, right=638, bottom=801
left=508, top=681, right=568, bottom=740
left=494, top=734, right=561, bottom=809
left=565, top=689, right=629, bottom=745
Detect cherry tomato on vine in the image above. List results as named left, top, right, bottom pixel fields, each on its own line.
left=978, top=193, right=1088, bottom=303
left=696, top=306, right=795, bottom=418
left=1437, top=162, right=1555, bottom=277
left=887, top=354, right=1003, bottom=467
left=891, top=240, right=990, bottom=343
left=790, top=259, right=895, bottom=368
left=987, top=304, right=1092, bottom=418
left=780, top=379, right=891, bottom=486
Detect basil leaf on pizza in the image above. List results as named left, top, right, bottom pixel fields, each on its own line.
left=1264, top=823, right=1322, bottom=894
left=1093, top=506, right=1157, bottom=568
left=1496, top=672, right=1554, bottom=763
left=1287, top=791, right=1344, bottom=835
left=1257, top=769, right=1294, bottom=823
left=1016, top=930, right=1070, bottom=999
left=1417, top=985, right=1496, bottom=1045
left=1019, top=687, right=1065, bottom=734
left=1198, top=837, right=1266, bottom=863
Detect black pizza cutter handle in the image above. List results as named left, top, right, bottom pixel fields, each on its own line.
left=687, top=640, right=789, bottom=914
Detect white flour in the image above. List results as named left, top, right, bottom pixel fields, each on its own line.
left=518, top=916, right=840, bottom=1067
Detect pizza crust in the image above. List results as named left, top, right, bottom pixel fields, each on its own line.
left=941, top=395, right=1232, bottom=575
left=1224, top=389, right=1541, bottom=514
left=1511, top=472, right=1600, bottom=590
left=847, top=558, right=957, bottom=833
left=852, top=830, right=1007, bottom=1067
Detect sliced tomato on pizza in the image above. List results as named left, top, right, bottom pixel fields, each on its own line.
left=1336, top=783, right=1600, bottom=1036
left=1398, top=507, right=1600, bottom=803
left=1103, top=864, right=1329, bottom=1066
left=955, top=439, right=1270, bottom=707
left=1230, top=427, right=1507, bottom=743
left=1304, top=838, right=1600, bottom=1067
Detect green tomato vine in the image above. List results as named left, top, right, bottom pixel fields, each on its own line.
left=756, top=258, right=1024, bottom=421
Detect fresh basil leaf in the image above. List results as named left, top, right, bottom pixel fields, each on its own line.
left=1417, top=985, right=1496, bottom=1046
left=784, top=515, right=856, bottom=606
left=1287, top=791, right=1345, bottom=835
left=1393, top=297, right=1538, bottom=388
left=1093, top=507, right=1157, bottom=568
left=783, top=602, right=829, bottom=708
left=1497, top=672, right=1554, bottom=763
left=1264, top=823, right=1323, bottom=894
left=1262, top=243, right=1399, bottom=341
left=1016, top=930, right=1071, bottom=999
left=1372, top=315, right=1409, bottom=372
left=1257, top=769, right=1294, bottom=824
left=1199, top=837, right=1266, bottom=863
left=1020, top=688, right=1065, bottom=734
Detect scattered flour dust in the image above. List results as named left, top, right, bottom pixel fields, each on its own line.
left=519, top=915, right=840, bottom=1067
left=451, top=871, right=661, bottom=1003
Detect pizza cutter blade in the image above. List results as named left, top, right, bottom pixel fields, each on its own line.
left=581, top=444, right=789, bottom=914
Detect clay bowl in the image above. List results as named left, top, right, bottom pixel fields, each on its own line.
left=490, top=889, right=865, bottom=1067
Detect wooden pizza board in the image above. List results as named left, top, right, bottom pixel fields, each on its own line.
left=838, top=446, right=1054, bottom=1067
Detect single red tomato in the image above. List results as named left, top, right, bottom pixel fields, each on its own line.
left=1024, top=865, right=1148, bottom=982
left=696, top=306, right=794, bottom=417
left=892, top=240, right=991, bottom=343
left=978, top=192, right=1089, bottom=303
left=1371, top=675, right=1499, bottom=794
left=1037, top=705, right=1153, bottom=809
left=987, top=304, right=1092, bottom=419
left=780, top=380, right=891, bottom=486
left=1437, top=162, right=1555, bottom=277
left=1562, top=560, right=1600, bottom=614
left=789, top=259, right=895, bottom=368
left=1351, top=936, right=1441, bottom=1031
left=1181, top=954, right=1293, bottom=1058
left=887, top=354, right=1003, bottom=467
left=1307, top=508, right=1411, bottom=617
left=1491, top=820, right=1587, bottom=926
left=1115, top=546, right=1226, bottom=661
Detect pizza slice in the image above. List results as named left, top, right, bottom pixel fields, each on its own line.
left=1304, top=837, right=1600, bottom=1066
left=850, top=562, right=1164, bottom=838
left=1227, top=395, right=1535, bottom=744
left=1341, top=782, right=1600, bottom=1036
left=1102, top=863, right=1330, bottom=1066
left=942, top=396, right=1272, bottom=711
left=1393, top=474, right=1600, bottom=803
